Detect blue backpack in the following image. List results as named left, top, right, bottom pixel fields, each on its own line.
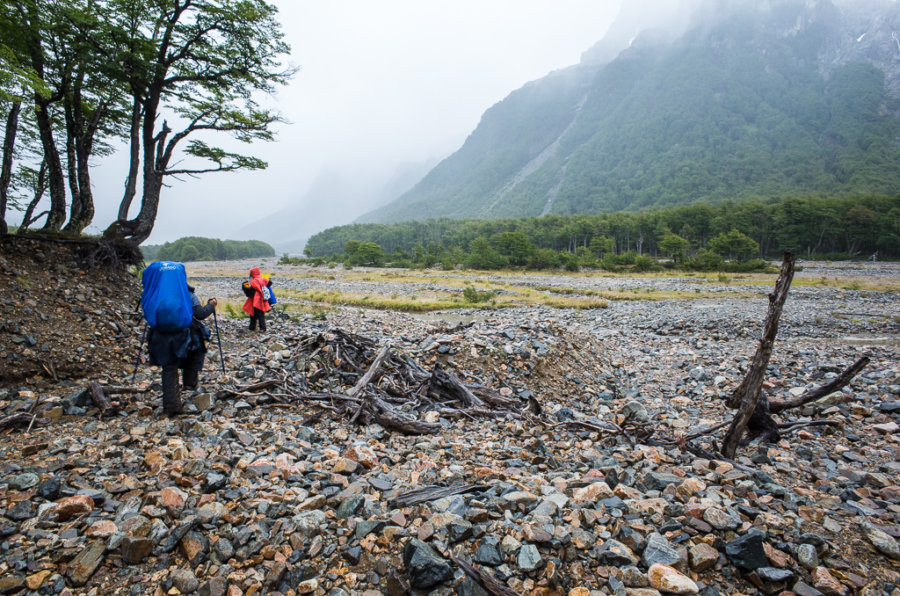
left=141, top=261, right=193, bottom=332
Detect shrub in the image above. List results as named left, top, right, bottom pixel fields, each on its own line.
left=634, top=255, right=655, bottom=272
left=617, top=250, right=637, bottom=265
left=599, top=254, right=620, bottom=271
left=691, top=249, right=724, bottom=271
left=560, top=252, right=580, bottom=272
left=463, top=286, right=495, bottom=303
left=723, top=259, right=771, bottom=272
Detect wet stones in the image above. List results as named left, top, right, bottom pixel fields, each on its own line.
left=725, top=531, right=769, bottom=570
left=642, top=533, right=684, bottom=570
left=5, top=500, right=34, bottom=521
left=861, top=522, right=900, bottom=560
left=8, top=472, right=39, bottom=490
left=66, top=540, right=106, bottom=586
left=473, top=536, right=503, bottom=566
left=689, top=542, right=720, bottom=572
left=596, top=539, right=639, bottom=567
left=169, top=568, right=199, bottom=593
left=1, top=259, right=898, bottom=595
left=403, top=538, right=453, bottom=589
left=54, top=494, right=94, bottom=521
left=517, top=544, right=543, bottom=571
left=120, top=536, right=154, bottom=564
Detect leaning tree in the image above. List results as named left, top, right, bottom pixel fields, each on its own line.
left=99, top=0, right=294, bottom=247
left=0, top=0, right=292, bottom=244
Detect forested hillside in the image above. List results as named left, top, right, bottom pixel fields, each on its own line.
left=360, top=0, right=900, bottom=224
left=141, top=237, right=275, bottom=262
left=307, top=195, right=899, bottom=269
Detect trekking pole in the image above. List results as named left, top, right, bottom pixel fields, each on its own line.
left=132, top=324, right=148, bottom=383
left=213, top=310, right=226, bottom=375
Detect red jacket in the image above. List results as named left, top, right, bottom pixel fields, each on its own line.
left=242, top=267, right=272, bottom=314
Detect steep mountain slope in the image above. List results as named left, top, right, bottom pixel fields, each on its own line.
left=360, top=0, right=900, bottom=224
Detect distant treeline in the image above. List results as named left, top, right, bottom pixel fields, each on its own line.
left=300, top=195, right=899, bottom=271
left=142, top=237, right=275, bottom=262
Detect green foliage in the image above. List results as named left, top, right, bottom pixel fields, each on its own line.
left=708, top=229, right=760, bottom=261
left=304, top=194, right=899, bottom=272
left=659, top=232, right=688, bottom=263
left=633, top=255, right=655, bottom=272
left=690, top=249, right=725, bottom=271
left=345, top=241, right=385, bottom=266
left=359, top=4, right=900, bottom=225
left=142, top=237, right=275, bottom=262
left=492, top=231, right=534, bottom=266
left=466, top=237, right=505, bottom=270
left=463, top=286, right=495, bottom=303
left=560, top=252, right=580, bottom=272
left=0, top=0, right=293, bottom=244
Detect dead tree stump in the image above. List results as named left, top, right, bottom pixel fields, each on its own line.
left=721, top=253, right=795, bottom=458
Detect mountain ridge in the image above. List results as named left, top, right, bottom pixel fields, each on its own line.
left=359, top=0, right=900, bottom=225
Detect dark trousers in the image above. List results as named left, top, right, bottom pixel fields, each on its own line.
left=161, top=365, right=200, bottom=413
left=248, top=308, right=266, bottom=331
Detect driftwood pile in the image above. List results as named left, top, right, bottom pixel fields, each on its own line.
left=223, top=328, right=531, bottom=434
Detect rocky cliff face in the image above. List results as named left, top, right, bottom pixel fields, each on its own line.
left=824, top=0, right=900, bottom=96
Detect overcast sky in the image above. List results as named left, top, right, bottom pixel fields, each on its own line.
left=87, top=1, right=622, bottom=244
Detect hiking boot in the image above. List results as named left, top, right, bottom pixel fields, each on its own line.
left=163, top=404, right=184, bottom=417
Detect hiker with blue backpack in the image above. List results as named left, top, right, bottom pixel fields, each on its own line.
left=141, top=261, right=218, bottom=416
left=242, top=266, right=273, bottom=332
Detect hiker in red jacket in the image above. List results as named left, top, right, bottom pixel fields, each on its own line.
left=242, top=266, right=272, bottom=331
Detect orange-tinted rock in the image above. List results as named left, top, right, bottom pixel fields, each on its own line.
left=85, top=520, right=117, bottom=538
left=344, top=445, right=379, bottom=469
left=54, top=495, right=94, bottom=521
left=572, top=482, right=614, bottom=503
left=332, top=457, right=359, bottom=474
left=159, top=486, right=187, bottom=510
left=648, top=563, right=700, bottom=594
left=689, top=542, right=719, bottom=572
left=813, top=567, right=848, bottom=596
left=26, top=570, right=53, bottom=590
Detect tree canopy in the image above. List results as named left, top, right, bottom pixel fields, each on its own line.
left=0, top=0, right=292, bottom=245
left=305, top=194, right=900, bottom=270
left=142, top=236, right=275, bottom=262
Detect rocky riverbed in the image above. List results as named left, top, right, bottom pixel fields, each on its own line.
left=1, top=250, right=898, bottom=595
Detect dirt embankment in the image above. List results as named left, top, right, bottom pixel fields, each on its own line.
left=0, top=236, right=143, bottom=388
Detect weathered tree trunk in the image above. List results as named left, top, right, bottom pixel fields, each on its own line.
left=20, top=2, right=66, bottom=232
left=63, top=100, right=82, bottom=229
left=18, top=159, right=48, bottom=231
left=105, top=95, right=167, bottom=247
left=721, top=252, right=795, bottom=458
left=33, top=96, right=67, bottom=232
left=62, top=85, right=103, bottom=235
left=429, top=365, right=485, bottom=408
left=0, top=101, right=21, bottom=236
left=117, top=98, right=142, bottom=221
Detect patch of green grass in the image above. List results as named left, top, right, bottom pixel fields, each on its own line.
left=463, top=286, right=495, bottom=303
